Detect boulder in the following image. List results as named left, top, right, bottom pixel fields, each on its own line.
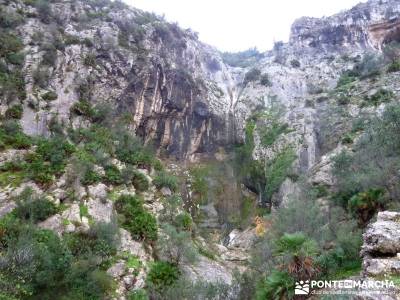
left=52, top=188, right=67, bottom=201
left=118, top=229, right=148, bottom=261
left=362, top=212, right=400, bottom=256
left=87, top=198, right=113, bottom=223
left=10, top=182, right=42, bottom=198
left=182, top=255, right=233, bottom=285
left=107, top=261, right=127, bottom=278
left=0, top=201, right=16, bottom=218
left=160, top=187, right=172, bottom=197
left=363, top=258, right=400, bottom=276
left=38, top=214, right=64, bottom=236
left=88, top=183, right=108, bottom=201
left=226, top=228, right=256, bottom=250
left=61, top=203, right=82, bottom=224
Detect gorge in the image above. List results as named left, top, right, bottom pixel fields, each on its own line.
left=0, top=0, right=400, bottom=299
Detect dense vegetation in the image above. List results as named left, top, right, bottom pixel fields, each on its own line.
left=0, top=212, right=119, bottom=299
left=233, top=107, right=296, bottom=208
left=221, top=48, right=263, bottom=68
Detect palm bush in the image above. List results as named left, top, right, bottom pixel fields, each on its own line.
left=114, top=195, right=157, bottom=242
left=153, top=171, right=178, bottom=192
left=274, top=232, right=319, bottom=280
left=14, top=188, right=57, bottom=223
left=146, top=261, right=179, bottom=292
left=349, top=188, right=386, bottom=224
left=256, top=270, right=294, bottom=300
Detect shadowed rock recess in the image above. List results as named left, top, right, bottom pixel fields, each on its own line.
left=0, top=0, right=400, bottom=299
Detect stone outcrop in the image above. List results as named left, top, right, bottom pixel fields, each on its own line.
left=357, top=211, right=400, bottom=300
left=362, top=211, right=400, bottom=257
left=4, top=0, right=238, bottom=160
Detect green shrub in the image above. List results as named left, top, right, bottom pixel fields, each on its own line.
left=128, top=289, right=149, bottom=300
left=25, top=155, right=54, bottom=184
left=36, top=137, right=75, bottom=170
left=64, top=34, right=81, bottom=45
left=6, top=52, right=24, bottom=65
left=83, top=53, right=97, bottom=67
left=274, top=232, right=318, bottom=260
left=115, top=195, right=157, bottom=242
left=0, top=32, right=23, bottom=59
left=353, top=53, right=383, bottom=79
left=159, top=195, right=183, bottom=224
left=290, top=59, right=300, bottom=68
left=0, top=160, right=25, bottom=172
left=36, top=0, right=52, bottom=24
left=153, top=171, right=178, bottom=192
left=90, top=103, right=113, bottom=125
left=32, top=66, right=50, bottom=88
left=83, top=37, right=94, bottom=47
left=81, top=168, right=102, bottom=186
left=42, top=91, right=58, bottom=101
left=0, top=120, right=31, bottom=149
left=0, top=226, right=72, bottom=299
left=65, top=224, right=118, bottom=259
left=174, top=212, right=193, bottom=231
left=341, top=133, right=353, bottom=144
left=88, top=221, right=119, bottom=257
left=115, top=131, right=155, bottom=168
left=349, top=188, right=386, bottom=224
left=252, top=187, right=362, bottom=299
left=259, top=121, right=291, bottom=147
left=120, top=165, right=149, bottom=191
left=336, top=71, right=357, bottom=87
left=146, top=261, right=179, bottom=291
left=70, top=125, right=114, bottom=157
left=0, top=217, right=116, bottom=299
left=70, top=100, right=95, bottom=118
left=0, top=8, right=23, bottom=29
left=0, top=67, right=26, bottom=102
left=244, top=68, right=261, bottom=85
left=255, top=270, right=294, bottom=300
left=316, top=221, right=362, bottom=279
left=264, top=148, right=296, bottom=201
left=41, top=43, right=57, bottom=66
left=362, top=88, right=393, bottom=107
left=104, top=165, right=123, bottom=185
left=221, top=48, right=263, bottom=68
left=157, top=224, right=197, bottom=265
left=14, top=188, right=58, bottom=223
left=332, top=103, right=400, bottom=210
left=26, top=137, right=74, bottom=184
left=387, top=60, right=400, bottom=73
left=336, top=93, right=350, bottom=105
left=190, top=165, right=210, bottom=203
left=5, top=104, right=23, bottom=119
left=260, top=73, right=272, bottom=87
left=132, top=170, right=149, bottom=192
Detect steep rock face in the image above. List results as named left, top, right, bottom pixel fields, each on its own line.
left=4, top=0, right=238, bottom=159
left=231, top=0, right=400, bottom=207
left=3, top=0, right=400, bottom=202
left=290, top=0, right=400, bottom=52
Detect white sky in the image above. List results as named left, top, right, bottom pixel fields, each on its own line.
left=124, top=0, right=368, bottom=52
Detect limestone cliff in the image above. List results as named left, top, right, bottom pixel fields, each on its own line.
left=3, top=0, right=400, bottom=166
left=1, top=0, right=400, bottom=298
